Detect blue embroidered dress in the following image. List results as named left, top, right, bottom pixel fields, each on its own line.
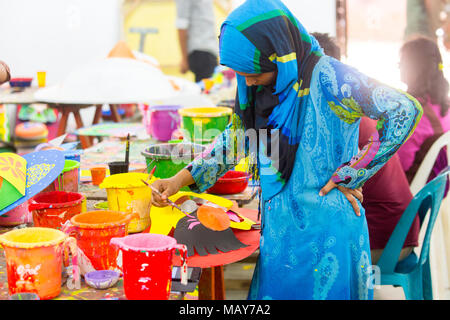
left=185, top=1, right=422, bottom=300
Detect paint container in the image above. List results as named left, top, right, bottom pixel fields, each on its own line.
left=178, top=107, right=232, bottom=144
left=29, top=191, right=85, bottom=230
left=44, top=159, right=80, bottom=193
left=90, top=167, right=107, bottom=185
left=110, top=233, right=188, bottom=300
left=108, top=161, right=129, bottom=175
left=63, top=149, right=83, bottom=184
left=99, top=173, right=155, bottom=233
left=143, top=105, right=181, bottom=142
left=84, top=270, right=120, bottom=289
left=206, top=170, right=250, bottom=195
left=0, top=227, right=79, bottom=300
left=62, top=210, right=136, bottom=275
left=141, top=142, right=205, bottom=180
left=0, top=202, right=32, bottom=227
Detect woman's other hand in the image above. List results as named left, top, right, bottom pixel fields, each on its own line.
left=319, top=179, right=363, bottom=216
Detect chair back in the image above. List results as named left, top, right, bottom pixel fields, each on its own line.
left=377, top=168, right=450, bottom=273
left=410, top=131, right=450, bottom=196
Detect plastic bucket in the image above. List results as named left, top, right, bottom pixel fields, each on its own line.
left=144, top=105, right=181, bottom=142
left=0, top=227, right=79, bottom=300
left=0, top=202, right=32, bottom=227
left=178, top=107, right=232, bottom=144
left=62, top=210, right=136, bottom=275
left=141, top=143, right=206, bottom=180
left=63, top=150, right=83, bottom=184
left=110, top=233, right=187, bottom=300
left=29, top=191, right=85, bottom=230
left=99, top=173, right=155, bottom=233
left=44, top=159, right=80, bottom=192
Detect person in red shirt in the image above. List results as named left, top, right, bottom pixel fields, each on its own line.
left=312, top=33, right=420, bottom=264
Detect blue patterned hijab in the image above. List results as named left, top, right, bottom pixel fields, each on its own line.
left=219, top=0, right=323, bottom=199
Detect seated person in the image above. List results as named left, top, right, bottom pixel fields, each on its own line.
left=312, top=33, right=420, bottom=264
left=0, top=61, right=10, bottom=85
left=396, top=36, right=450, bottom=187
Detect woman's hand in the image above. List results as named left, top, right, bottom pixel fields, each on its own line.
left=151, top=177, right=182, bottom=207
left=150, top=169, right=195, bottom=207
left=319, top=179, right=363, bottom=216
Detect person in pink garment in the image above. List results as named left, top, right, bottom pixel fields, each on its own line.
left=313, top=32, right=420, bottom=264
left=397, top=36, right=450, bottom=185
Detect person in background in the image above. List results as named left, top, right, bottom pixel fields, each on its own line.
left=175, top=0, right=219, bottom=82
left=405, top=0, right=450, bottom=50
left=153, top=0, right=422, bottom=300
left=0, top=61, right=10, bottom=85
left=313, top=32, right=420, bottom=265
left=397, top=36, right=450, bottom=187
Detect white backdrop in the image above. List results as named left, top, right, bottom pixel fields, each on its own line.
left=0, top=0, right=123, bottom=86
left=232, top=0, right=336, bottom=36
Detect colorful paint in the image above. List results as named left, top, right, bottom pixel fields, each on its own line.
left=0, top=202, right=32, bottom=226
left=62, top=210, right=136, bottom=275
left=29, top=191, right=85, bottom=230
left=110, top=233, right=187, bottom=300
left=0, top=227, right=79, bottom=300
left=99, top=173, right=155, bottom=233
left=44, top=160, right=80, bottom=193
left=143, top=105, right=181, bottom=142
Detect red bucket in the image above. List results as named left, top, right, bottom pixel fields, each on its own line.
left=29, top=191, right=85, bottom=230
left=207, top=170, right=250, bottom=194
left=110, top=233, right=187, bottom=300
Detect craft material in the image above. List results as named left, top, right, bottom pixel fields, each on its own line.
left=196, top=204, right=231, bottom=231
left=62, top=211, right=136, bottom=275
left=146, top=165, right=156, bottom=182
left=178, top=107, right=232, bottom=144
left=37, top=71, right=46, bottom=87
left=90, top=167, right=106, bottom=185
left=94, top=201, right=109, bottom=210
left=141, top=142, right=205, bottom=180
left=173, top=211, right=247, bottom=257
left=0, top=202, right=32, bottom=227
left=9, top=78, right=33, bottom=88
left=44, top=159, right=80, bottom=192
left=207, top=170, right=250, bottom=195
left=29, top=191, right=85, bottom=230
left=108, top=161, right=128, bottom=175
left=84, top=270, right=120, bottom=290
left=99, top=172, right=155, bottom=233
left=0, top=227, right=79, bottom=299
left=142, top=105, right=181, bottom=141
left=0, top=150, right=65, bottom=217
left=149, top=191, right=234, bottom=236
left=110, top=233, right=188, bottom=300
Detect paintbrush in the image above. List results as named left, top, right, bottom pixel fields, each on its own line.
left=146, top=165, right=156, bottom=182
left=141, top=179, right=194, bottom=218
left=125, top=133, right=130, bottom=165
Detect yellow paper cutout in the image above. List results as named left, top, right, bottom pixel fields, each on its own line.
left=0, top=153, right=27, bottom=196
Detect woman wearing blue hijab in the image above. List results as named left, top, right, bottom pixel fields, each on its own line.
left=152, top=0, right=422, bottom=299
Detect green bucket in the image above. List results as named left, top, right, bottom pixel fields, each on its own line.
left=178, top=107, right=232, bottom=145
left=141, top=142, right=206, bottom=180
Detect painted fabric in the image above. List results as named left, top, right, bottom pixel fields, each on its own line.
left=219, top=0, right=323, bottom=199
left=186, top=55, right=422, bottom=299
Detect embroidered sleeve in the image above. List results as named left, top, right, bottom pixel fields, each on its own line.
left=185, top=113, right=249, bottom=192
left=320, top=57, right=423, bottom=189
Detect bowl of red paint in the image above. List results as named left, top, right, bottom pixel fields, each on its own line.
left=9, top=78, right=33, bottom=88
left=206, top=170, right=250, bottom=195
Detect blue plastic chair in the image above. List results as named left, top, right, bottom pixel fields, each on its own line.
left=376, top=166, right=450, bottom=300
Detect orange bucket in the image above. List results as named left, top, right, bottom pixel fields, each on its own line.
left=0, top=227, right=79, bottom=300
left=62, top=210, right=136, bottom=275
left=90, top=167, right=106, bottom=186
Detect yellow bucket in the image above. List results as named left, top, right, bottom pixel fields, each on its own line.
left=99, top=172, right=156, bottom=233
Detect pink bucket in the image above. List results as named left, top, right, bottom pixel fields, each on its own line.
left=141, top=105, right=181, bottom=142
left=110, top=233, right=187, bottom=300
left=0, top=202, right=32, bottom=227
